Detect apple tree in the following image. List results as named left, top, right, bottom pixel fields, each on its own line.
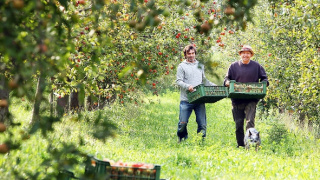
left=194, top=0, right=319, bottom=124
left=259, top=0, right=320, bottom=124
left=0, top=0, right=263, bottom=179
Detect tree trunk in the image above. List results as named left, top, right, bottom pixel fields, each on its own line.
left=70, top=91, right=79, bottom=111
left=56, top=95, right=69, bottom=116
left=30, top=75, right=46, bottom=124
left=0, top=77, right=9, bottom=123
left=50, top=89, right=54, bottom=116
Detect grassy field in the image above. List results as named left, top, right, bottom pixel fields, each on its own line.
left=1, top=91, right=320, bottom=179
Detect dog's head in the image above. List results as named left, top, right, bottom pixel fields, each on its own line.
left=245, top=128, right=261, bottom=150
left=245, top=128, right=261, bottom=146
left=248, top=129, right=260, bottom=144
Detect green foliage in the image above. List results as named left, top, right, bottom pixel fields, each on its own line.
left=0, top=0, right=262, bottom=104
left=213, top=0, right=320, bottom=124
left=265, top=121, right=297, bottom=156
left=2, top=92, right=320, bottom=179
left=267, top=122, right=288, bottom=144
left=0, top=0, right=260, bottom=175
left=262, top=0, right=320, bottom=123
left=1, top=0, right=320, bottom=178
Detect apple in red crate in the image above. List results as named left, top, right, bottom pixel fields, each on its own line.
left=132, top=163, right=144, bottom=168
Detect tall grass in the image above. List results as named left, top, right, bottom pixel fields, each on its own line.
left=1, top=91, right=320, bottom=179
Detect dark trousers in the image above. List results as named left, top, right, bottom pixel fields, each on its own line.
left=232, top=101, right=257, bottom=146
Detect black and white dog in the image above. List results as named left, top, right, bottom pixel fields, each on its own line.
left=244, top=128, right=261, bottom=151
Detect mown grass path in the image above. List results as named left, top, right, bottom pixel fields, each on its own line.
left=3, top=92, right=320, bottom=180
left=83, top=92, right=320, bottom=180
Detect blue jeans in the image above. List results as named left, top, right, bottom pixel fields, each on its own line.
left=177, top=101, right=207, bottom=139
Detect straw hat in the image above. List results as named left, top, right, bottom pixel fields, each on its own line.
left=239, top=45, right=254, bottom=55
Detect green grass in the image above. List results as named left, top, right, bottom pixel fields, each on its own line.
left=1, top=91, right=320, bottom=179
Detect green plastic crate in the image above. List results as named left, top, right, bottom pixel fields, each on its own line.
left=85, top=156, right=161, bottom=180
left=228, top=80, right=267, bottom=99
left=187, top=85, right=228, bottom=104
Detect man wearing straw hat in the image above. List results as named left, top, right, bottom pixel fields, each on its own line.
left=224, top=45, right=269, bottom=148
